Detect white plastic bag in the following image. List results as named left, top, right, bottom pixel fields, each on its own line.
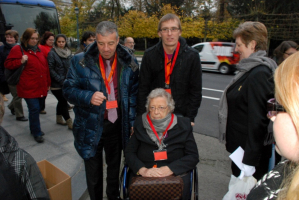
left=222, top=175, right=257, bottom=200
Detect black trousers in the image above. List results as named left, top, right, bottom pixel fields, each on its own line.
left=84, top=119, right=122, bottom=200
left=51, top=89, right=70, bottom=120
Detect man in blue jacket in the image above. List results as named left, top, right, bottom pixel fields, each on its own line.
left=63, top=21, right=139, bottom=200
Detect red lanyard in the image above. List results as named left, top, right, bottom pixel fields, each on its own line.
left=99, top=53, right=117, bottom=94
left=147, top=113, right=174, bottom=145
left=164, top=42, right=180, bottom=85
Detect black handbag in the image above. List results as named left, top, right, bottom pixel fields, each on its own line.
left=5, top=45, right=26, bottom=86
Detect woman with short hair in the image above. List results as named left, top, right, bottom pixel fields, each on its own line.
left=47, top=34, right=73, bottom=129
left=219, top=21, right=277, bottom=180
left=5, top=28, right=51, bottom=143
left=125, top=88, right=199, bottom=200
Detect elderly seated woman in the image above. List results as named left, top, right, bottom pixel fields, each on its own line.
left=125, top=88, right=199, bottom=200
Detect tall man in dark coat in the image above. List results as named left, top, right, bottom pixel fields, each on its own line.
left=137, top=13, right=202, bottom=125
left=63, top=21, right=139, bottom=200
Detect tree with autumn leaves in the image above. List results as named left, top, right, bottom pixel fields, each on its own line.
left=117, top=4, right=240, bottom=43
left=57, top=1, right=240, bottom=48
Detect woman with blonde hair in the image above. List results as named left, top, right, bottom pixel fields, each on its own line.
left=247, top=51, right=299, bottom=199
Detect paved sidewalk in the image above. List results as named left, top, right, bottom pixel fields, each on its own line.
left=2, top=92, right=232, bottom=200
left=2, top=93, right=87, bottom=200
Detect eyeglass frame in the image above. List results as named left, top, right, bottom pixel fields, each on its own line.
left=149, top=106, right=168, bottom=112
left=267, top=98, right=285, bottom=112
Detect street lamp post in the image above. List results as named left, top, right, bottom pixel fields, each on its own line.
left=75, top=7, right=80, bottom=50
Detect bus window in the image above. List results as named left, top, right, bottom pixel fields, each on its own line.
left=0, top=3, right=60, bottom=41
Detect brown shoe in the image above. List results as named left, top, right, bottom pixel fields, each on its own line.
left=40, top=110, right=47, bottom=114
left=66, top=118, right=73, bottom=130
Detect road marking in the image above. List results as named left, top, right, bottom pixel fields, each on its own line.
left=203, top=96, right=220, bottom=100
left=203, top=87, right=224, bottom=92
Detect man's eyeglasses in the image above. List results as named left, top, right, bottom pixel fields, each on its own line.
left=149, top=106, right=167, bottom=112
left=267, top=98, right=286, bottom=117
left=126, top=42, right=135, bottom=45
left=160, top=27, right=180, bottom=33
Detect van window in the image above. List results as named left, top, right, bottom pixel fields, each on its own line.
left=193, top=45, right=204, bottom=53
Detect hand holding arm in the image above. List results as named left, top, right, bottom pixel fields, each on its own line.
left=138, top=167, right=163, bottom=177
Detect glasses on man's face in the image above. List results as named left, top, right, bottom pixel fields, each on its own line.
left=149, top=106, right=167, bottom=112
left=160, top=27, right=180, bottom=33
left=267, top=98, right=286, bottom=117
left=126, top=42, right=135, bottom=45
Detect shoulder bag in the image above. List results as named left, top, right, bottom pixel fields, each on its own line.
left=5, top=45, right=27, bottom=85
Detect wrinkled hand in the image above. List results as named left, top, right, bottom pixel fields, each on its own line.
left=21, top=55, right=28, bottom=64
left=138, top=167, right=163, bottom=177
left=157, top=166, right=173, bottom=177
left=90, top=91, right=106, bottom=106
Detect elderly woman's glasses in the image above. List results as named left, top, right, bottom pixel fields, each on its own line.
left=267, top=98, right=286, bottom=117
left=149, top=106, right=167, bottom=112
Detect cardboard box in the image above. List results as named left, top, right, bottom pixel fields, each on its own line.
left=37, top=160, right=72, bottom=200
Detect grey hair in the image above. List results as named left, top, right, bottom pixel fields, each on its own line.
left=145, top=88, right=175, bottom=112
left=96, top=21, right=119, bottom=38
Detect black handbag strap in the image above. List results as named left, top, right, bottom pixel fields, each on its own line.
left=19, top=45, right=24, bottom=55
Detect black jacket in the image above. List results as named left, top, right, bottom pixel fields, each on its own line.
left=137, top=37, right=202, bottom=122
left=47, top=48, right=72, bottom=88
left=226, top=65, right=274, bottom=166
left=125, top=115, right=199, bottom=175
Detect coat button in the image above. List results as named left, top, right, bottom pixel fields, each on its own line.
left=41, top=75, right=42, bottom=77
left=41, top=95, right=43, bottom=97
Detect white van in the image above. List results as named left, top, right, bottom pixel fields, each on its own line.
left=192, top=42, right=240, bottom=74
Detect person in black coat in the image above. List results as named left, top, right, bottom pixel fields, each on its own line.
left=47, top=34, right=73, bottom=129
left=218, top=21, right=277, bottom=181
left=125, top=88, right=199, bottom=200
left=0, top=30, right=27, bottom=121
left=137, top=13, right=202, bottom=125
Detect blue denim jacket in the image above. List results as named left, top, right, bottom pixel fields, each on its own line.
left=63, top=43, right=139, bottom=160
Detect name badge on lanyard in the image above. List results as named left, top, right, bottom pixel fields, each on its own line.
left=153, top=149, right=167, bottom=161
left=99, top=53, right=118, bottom=110
left=164, top=42, right=180, bottom=95
left=146, top=113, right=174, bottom=161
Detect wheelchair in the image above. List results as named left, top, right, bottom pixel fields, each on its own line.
left=119, top=165, right=198, bottom=200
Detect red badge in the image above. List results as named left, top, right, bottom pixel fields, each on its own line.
left=106, top=100, right=118, bottom=109
left=153, top=150, right=167, bottom=161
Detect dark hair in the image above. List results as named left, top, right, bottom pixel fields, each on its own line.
left=158, top=13, right=181, bottom=32
left=21, top=28, right=39, bottom=47
left=54, top=34, right=69, bottom=48
left=5, top=30, right=19, bottom=42
left=274, top=41, right=298, bottom=65
left=40, top=31, right=55, bottom=45
left=80, top=31, right=95, bottom=45
left=233, top=21, right=268, bottom=51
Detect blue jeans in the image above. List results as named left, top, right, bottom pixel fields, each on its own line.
left=24, top=98, right=43, bottom=137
